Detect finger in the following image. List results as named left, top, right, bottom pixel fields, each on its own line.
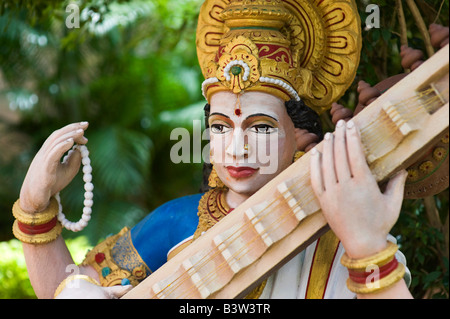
left=383, top=169, right=408, bottom=208
left=304, top=142, right=318, bottom=152
left=310, top=147, right=324, bottom=196
left=43, top=122, right=89, bottom=149
left=47, top=129, right=88, bottom=156
left=294, top=129, right=320, bottom=151
left=322, top=132, right=337, bottom=189
left=345, top=120, right=372, bottom=178
left=71, top=128, right=88, bottom=145
left=334, top=120, right=352, bottom=182
left=60, top=147, right=82, bottom=181
left=46, top=138, right=76, bottom=172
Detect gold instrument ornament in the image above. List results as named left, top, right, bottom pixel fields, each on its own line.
left=197, top=0, right=362, bottom=114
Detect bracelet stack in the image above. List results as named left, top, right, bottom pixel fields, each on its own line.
left=341, top=241, right=406, bottom=294
left=12, top=197, right=62, bottom=245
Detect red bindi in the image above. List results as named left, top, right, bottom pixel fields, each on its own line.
left=235, top=94, right=242, bottom=116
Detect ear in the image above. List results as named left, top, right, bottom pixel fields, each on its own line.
left=294, top=128, right=320, bottom=152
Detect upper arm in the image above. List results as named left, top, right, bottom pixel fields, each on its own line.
left=130, top=194, right=202, bottom=271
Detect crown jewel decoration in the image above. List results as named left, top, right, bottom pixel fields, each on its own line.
left=197, top=0, right=362, bottom=114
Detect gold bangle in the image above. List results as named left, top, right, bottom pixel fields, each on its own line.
left=346, top=262, right=406, bottom=294
left=54, top=275, right=100, bottom=298
left=340, top=241, right=398, bottom=270
left=12, top=219, right=62, bottom=245
left=12, top=197, right=59, bottom=225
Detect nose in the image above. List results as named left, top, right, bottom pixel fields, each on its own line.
left=225, top=128, right=248, bottom=159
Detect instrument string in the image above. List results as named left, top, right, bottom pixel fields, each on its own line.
left=360, top=90, right=447, bottom=155
left=360, top=87, right=437, bottom=136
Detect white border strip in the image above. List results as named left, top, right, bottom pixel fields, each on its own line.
left=201, top=76, right=301, bottom=102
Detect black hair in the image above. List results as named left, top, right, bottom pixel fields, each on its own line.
left=200, top=99, right=323, bottom=192
left=284, top=99, right=323, bottom=140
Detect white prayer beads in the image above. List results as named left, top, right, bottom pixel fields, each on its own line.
left=57, top=144, right=93, bottom=232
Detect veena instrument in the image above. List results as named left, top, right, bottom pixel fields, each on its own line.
left=123, top=44, right=449, bottom=299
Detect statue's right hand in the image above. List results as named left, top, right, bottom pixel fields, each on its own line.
left=19, top=122, right=89, bottom=214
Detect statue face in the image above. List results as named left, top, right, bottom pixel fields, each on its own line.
left=209, top=91, right=297, bottom=197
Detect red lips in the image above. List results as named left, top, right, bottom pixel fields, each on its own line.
left=226, top=166, right=258, bottom=179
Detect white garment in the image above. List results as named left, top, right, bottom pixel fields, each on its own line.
left=260, top=235, right=411, bottom=299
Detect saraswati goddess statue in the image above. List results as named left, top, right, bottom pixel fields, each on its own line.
left=15, top=0, right=441, bottom=299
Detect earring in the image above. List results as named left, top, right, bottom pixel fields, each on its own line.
left=293, top=151, right=305, bottom=162
left=208, top=165, right=225, bottom=188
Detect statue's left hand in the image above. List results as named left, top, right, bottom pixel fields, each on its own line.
left=309, top=120, right=408, bottom=259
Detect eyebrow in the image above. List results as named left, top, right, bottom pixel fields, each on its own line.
left=209, top=112, right=279, bottom=122
left=245, top=113, right=278, bottom=122
left=209, top=112, right=230, bottom=119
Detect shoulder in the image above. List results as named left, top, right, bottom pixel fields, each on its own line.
left=133, top=194, right=203, bottom=233
left=129, top=194, right=203, bottom=269
left=157, top=193, right=203, bottom=218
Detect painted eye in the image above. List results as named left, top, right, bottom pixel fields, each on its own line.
left=252, top=124, right=276, bottom=134
left=211, top=124, right=230, bottom=134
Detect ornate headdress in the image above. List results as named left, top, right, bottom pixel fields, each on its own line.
left=197, top=0, right=362, bottom=114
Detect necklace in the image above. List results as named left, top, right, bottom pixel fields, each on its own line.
left=193, top=188, right=231, bottom=240
left=56, top=144, right=93, bottom=232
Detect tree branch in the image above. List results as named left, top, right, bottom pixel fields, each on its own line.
left=405, top=0, right=435, bottom=57
left=396, top=0, right=408, bottom=47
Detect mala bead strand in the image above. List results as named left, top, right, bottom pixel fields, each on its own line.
left=57, top=144, right=93, bottom=232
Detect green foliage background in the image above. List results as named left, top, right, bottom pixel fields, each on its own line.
left=0, top=0, right=448, bottom=299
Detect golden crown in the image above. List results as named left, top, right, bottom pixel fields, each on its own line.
left=196, top=0, right=362, bottom=114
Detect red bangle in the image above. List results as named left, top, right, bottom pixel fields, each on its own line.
left=348, top=257, right=399, bottom=284
left=17, top=217, right=58, bottom=235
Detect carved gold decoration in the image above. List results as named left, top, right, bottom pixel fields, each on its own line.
left=407, top=169, right=420, bottom=182
left=208, top=165, right=226, bottom=188
left=419, top=160, right=435, bottom=174
left=404, top=128, right=449, bottom=199
left=405, top=130, right=449, bottom=199
left=81, top=227, right=149, bottom=287
left=197, top=0, right=362, bottom=114
left=433, top=147, right=447, bottom=161
left=293, top=150, right=305, bottom=162
left=442, top=131, right=449, bottom=144
left=193, top=188, right=231, bottom=240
